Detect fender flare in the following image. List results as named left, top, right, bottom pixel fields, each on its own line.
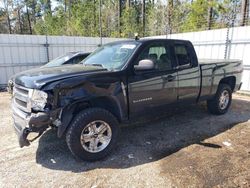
left=57, top=96, right=127, bottom=138
left=57, top=101, right=89, bottom=138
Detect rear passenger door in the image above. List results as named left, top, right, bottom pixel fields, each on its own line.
left=128, top=41, right=178, bottom=116
left=174, top=42, right=200, bottom=102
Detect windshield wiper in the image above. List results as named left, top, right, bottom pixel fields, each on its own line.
left=85, top=63, right=103, bottom=68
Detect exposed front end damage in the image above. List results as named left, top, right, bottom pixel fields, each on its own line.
left=12, top=101, right=50, bottom=147
left=11, top=83, right=61, bottom=147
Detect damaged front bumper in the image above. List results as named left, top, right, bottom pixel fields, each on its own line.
left=12, top=101, right=51, bottom=147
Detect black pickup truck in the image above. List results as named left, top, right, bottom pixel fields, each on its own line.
left=11, top=39, right=243, bottom=161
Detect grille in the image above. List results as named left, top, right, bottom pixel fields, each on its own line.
left=13, top=84, right=33, bottom=113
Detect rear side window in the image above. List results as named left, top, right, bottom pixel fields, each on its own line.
left=174, top=44, right=191, bottom=67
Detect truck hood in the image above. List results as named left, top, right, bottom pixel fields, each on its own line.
left=14, top=65, right=107, bottom=89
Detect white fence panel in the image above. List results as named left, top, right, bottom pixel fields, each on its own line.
left=1, top=28, right=250, bottom=91
left=0, top=34, right=124, bottom=87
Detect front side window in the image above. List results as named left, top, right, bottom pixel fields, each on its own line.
left=136, top=42, right=172, bottom=71
left=82, top=42, right=139, bottom=70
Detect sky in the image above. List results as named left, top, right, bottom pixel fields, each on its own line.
left=0, top=0, right=59, bottom=9
left=0, top=0, right=168, bottom=9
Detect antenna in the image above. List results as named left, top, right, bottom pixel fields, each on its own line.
left=134, top=33, right=139, bottom=40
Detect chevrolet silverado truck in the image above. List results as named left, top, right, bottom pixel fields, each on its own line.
left=11, top=39, right=243, bottom=161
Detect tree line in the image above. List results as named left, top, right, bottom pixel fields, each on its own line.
left=0, top=0, right=249, bottom=37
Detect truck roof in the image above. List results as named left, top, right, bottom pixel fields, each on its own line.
left=107, top=38, right=191, bottom=45
left=139, top=38, right=190, bottom=42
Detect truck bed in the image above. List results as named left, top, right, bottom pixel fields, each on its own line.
left=198, top=58, right=242, bottom=100
left=199, top=59, right=241, bottom=65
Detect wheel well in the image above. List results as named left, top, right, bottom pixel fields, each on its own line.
left=59, top=97, right=121, bottom=138
left=69, top=97, right=122, bottom=122
left=72, top=102, right=89, bottom=116
left=89, top=97, right=122, bottom=122
left=219, top=76, right=236, bottom=91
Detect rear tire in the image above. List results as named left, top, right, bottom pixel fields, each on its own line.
left=66, top=108, right=120, bottom=161
left=207, top=84, right=232, bottom=115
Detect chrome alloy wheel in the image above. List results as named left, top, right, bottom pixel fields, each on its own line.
left=80, top=120, right=112, bottom=153
left=219, top=90, right=230, bottom=110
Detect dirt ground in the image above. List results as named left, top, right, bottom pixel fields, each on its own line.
left=0, top=92, right=250, bottom=188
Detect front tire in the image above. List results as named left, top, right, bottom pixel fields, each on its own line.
left=66, top=108, right=120, bottom=161
left=207, top=84, right=232, bottom=115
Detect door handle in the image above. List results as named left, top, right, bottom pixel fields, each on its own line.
left=163, top=75, right=175, bottom=82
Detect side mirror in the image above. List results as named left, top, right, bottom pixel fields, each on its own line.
left=134, top=59, right=154, bottom=71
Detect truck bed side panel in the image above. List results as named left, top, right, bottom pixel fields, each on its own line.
left=199, top=60, right=243, bottom=100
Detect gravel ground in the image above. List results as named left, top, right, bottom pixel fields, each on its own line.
left=0, top=92, right=250, bottom=188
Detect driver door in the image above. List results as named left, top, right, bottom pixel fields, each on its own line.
left=127, top=42, right=178, bottom=117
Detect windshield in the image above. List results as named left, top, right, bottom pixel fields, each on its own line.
left=42, top=53, right=75, bottom=68
left=82, top=42, right=139, bottom=70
